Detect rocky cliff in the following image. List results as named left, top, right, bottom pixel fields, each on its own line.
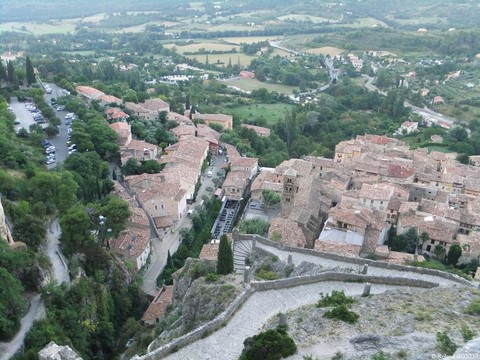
left=0, top=198, right=13, bottom=243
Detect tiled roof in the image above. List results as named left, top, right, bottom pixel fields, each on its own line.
left=153, top=216, right=175, bottom=229
left=142, top=286, right=174, bottom=322
left=199, top=242, right=219, bottom=260
left=127, top=139, right=158, bottom=152
left=314, top=240, right=361, bottom=257
left=268, top=217, right=307, bottom=248
left=111, top=226, right=150, bottom=258
left=76, top=85, right=105, bottom=98
left=194, top=113, right=232, bottom=123
left=241, top=124, right=271, bottom=137
left=387, top=164, right=415, bottom=179
left=100, top=94, right=122, bottom=104
left=231, top=157, right=258, bottom=168
left=223, top=170, right=250, bottom=188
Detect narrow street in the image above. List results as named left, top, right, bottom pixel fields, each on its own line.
left=141, top=153, right=227, bottom=296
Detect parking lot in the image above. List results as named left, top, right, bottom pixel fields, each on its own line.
left=9, top=97, right=43, bottom=133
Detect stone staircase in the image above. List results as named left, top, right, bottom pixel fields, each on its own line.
left=233, top=239, right=253, bottom=273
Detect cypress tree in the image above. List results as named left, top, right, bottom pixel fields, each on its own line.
left=6, top=61, right=15, bottom=83
left=217, top=234, right=233, bottom=275
left=167, top=250, right=174, bottom=269
left=0, top=61, right=6, bottom=81
left=25, top=56, right=36, bottom=85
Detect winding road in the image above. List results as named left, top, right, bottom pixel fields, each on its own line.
left=0, top=219, right=70, bottom=360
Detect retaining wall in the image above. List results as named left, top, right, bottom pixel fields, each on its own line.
left=240, top=234, right=474, bottom=287
left=250, top=271, right=439, bottom=291
left=136, top=286, right=253, bottom=360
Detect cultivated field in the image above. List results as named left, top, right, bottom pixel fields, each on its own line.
left=306, top=46, right=344, bottom=56
left=224, top=78, right=298, bottom=95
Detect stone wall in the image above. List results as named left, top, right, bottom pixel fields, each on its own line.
left=135, top=286, right=253, bottom=360
left=240, top=234, right=473, bottom=287
left=250, top=271, right=439, bottom=292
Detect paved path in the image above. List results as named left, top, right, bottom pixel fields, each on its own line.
left=0, top=294, right=44, bottom=360
left=46, top=218, right=71, bottom=285
left=257, top=243, right=465, bottom=287
left=162, top=282, right=413, bottom=360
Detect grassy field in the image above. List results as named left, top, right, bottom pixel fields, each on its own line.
left=305, top=46, right=344, bottom=56
left=217, top=103, right=295, bottom=125
left=224, top=78, right=298, bottom=94
left=0, top=21, right=76, bottom=35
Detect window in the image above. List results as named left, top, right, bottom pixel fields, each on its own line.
left=430, top=240, right=435, bottom=244
left=161, top=204, right=164, bottom=209
left=154, top=205, right=157, bottom=210
left=380, top=201, right=383, bottom=205
left=363, top=199, right=366, bottom=203
left=371, top=200, right=374, bottom=204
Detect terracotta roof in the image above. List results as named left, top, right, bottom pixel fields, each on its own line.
left=100, top=94, right=122, bottom=104
left=223, top=170, right=250, bottom=189
left=76, top=85, right=105, bottom=98
left=194, top=113, right=232, bottom=123
left=142, top=286, right=174, bottom=323
left=153, top=216, right=175, bottom=229
left=199, top=242, right=219, bottom=260
left=127, top=139, right=158, bottom=152
left=111, top=227, right=150, bottom=258
left=314, top=240, right=361, bottom=257
left=230, top=157, right=258, bottom=168
left=387, top=164, right=415, bottom=178
left=268, top=217, right=307, bottom=248
left=241, top=124, right=271, bottom=137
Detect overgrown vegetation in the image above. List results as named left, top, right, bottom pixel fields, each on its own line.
left=436, top=331, right=458, bottom=356
left=316, top=290, right=356, bottom=308
left=239, top=326, right=297, bottom=360
left=158, top=198, right=221, bottom=285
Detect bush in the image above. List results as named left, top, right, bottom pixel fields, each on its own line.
left=316, top=291, right=356, bottom=308
left=436, top=331, right=457, bottom=356
left=371, top=351, right=390, bottom=360
left=239, top=327, right=297, bottom=360
left=323, top=305, right=359, bottom=324
left=255, top=268, right=278, bottom=280
left=461, top=324, right=476, bottom=342
left=465, top=298, right=480, bottom=316
left=205, top=272, right=220, bottom=283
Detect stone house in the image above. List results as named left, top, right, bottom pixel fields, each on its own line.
left=141, top=286, right=174, bottom=326
left=126, top=98, right=170, bottom=121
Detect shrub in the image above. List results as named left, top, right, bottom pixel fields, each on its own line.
left=461, top=324, right=476, bottom=342
left=436, top=331, right=457, bottom=356
left=256, top=268, right=278, bottom=280
left=465, top=298, right=480, bottom=316
left=205, top=272, right=220, bottom=283
left=331, top=352, right=344, bottom=360
left=239, top=327, right=297, bottom=360
left=323, top=305, right=359, bottom=324
left=316, top=291, right=356, bottom=308
left=371, top=351, right=390, bottom=360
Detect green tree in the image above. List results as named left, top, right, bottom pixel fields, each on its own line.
left=238, top=219, right=270, bottom=236
left=446, top=244, right=462, bottom=266
left=216, top=234, right=233, bottom=275
left=25, top=56, right=36, bottom=85
left=239, top=327, right=297, bottom=360
left=97, top=195, right=131, bottom=238
left=262, top=189, right=281, bottom=208
left=0, top=61, right=7, bottom=81
left=391, top=227, right=418, bottom=254
left=59, top=204, right=92, bottom=255
left=0, top=268, right=28, bottom=340
left=12, top=214, right=46, bottom=250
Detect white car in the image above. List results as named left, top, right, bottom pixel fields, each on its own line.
left=46, top=159, right=55, bottom=165
left=65, top=113, right=75, bottom=119
left=68, top=149, right=77, bottom=155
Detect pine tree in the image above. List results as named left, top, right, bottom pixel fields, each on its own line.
left=217, top=234, right=233, bottom=275
left=0, top=61, right=7, bottom=81
left=446, top=244, right=462, bottom=266
left=25, top=56, right=36, bottom=85
left=185, top=94, right=190, bottom=110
